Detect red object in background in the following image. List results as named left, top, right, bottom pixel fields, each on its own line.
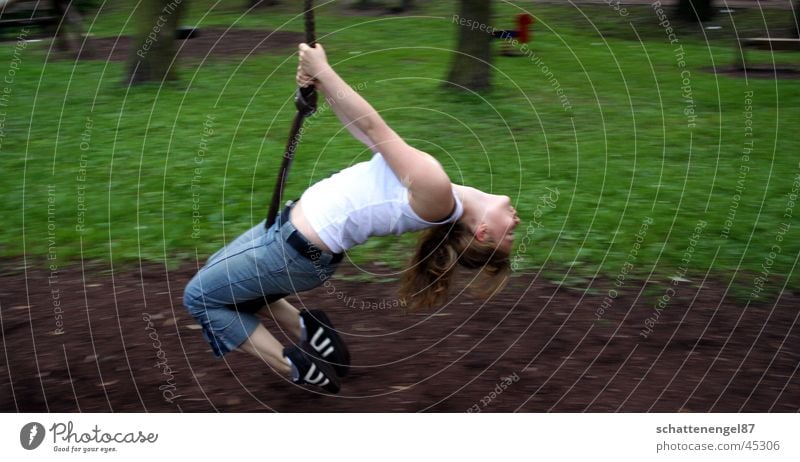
left=517, top=14, right=534, bottom=43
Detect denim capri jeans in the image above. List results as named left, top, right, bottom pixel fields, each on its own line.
left=183, top=210, right=340, bottom=357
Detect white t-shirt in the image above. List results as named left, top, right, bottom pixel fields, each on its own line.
left=300, top=153, right=464, bottom=253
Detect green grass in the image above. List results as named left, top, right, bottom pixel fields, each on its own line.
left=2, top=1, right=798, bottom=298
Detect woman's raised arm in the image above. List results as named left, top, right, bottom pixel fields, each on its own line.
left=298, top=43, right=454, bottom=221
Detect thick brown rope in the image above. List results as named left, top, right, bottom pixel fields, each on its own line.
left=265, top=1, right=317, bottom=229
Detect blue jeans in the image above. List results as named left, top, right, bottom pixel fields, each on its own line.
left=183, top=214, right=340, bottom=357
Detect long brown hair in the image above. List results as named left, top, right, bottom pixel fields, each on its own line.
left=398, top=222, right=510, bottom=310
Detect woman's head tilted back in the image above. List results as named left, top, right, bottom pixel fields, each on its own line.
left=399, top=188, right=520, bottom=310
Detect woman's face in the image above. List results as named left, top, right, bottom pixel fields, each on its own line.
left=482, top=195, right=520, bottom=253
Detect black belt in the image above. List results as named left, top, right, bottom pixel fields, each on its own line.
left=280, top=205, right=343, bottom=265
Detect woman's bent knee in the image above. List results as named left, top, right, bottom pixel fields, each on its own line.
left=183, top=274, right=205, bottom=317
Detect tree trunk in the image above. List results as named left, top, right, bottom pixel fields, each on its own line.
left=51, top=0, right=89, bottom=55
left=445, top=0, right=492, bottom=92
left=124, top=0, right=187, bottom=85
left=677, top=0, right=715, bottom=23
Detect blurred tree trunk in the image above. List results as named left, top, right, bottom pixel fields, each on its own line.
left=677, top=0, right=715, bottom=23
left=51, top=0, right=89, bottom=55
left=445, top=0, right=492, bottom=92
left=792, top=0, right=799, bottom=38
left=124, top=0, right=187, bottom=85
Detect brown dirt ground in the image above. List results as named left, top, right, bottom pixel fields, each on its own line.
left=706, top=65, right=800, bottom=79
left=1, top=258, right=798, bottom=412
left=64, top=27, right=303, bottom=62
left=33, top=27, right=800, bottom=82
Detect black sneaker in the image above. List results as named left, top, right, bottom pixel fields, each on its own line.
left=283, top=344, right=340, bottom=394
left=300, top=309, right=351, bottom=377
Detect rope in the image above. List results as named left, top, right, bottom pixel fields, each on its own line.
left=304, top=0, right=316, bottom=46
left=265, top=0, right=317, bottom=229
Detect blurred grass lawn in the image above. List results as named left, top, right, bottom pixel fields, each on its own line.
left=2, top=1, right=798, bottom=298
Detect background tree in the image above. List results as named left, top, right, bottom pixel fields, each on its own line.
left=677, top=0, right=715, bottom=23
left=51, top=0, right=90, bottom=54
left=445, top=0, right=492, bottom=91
left=125, top=0, right=187, bottom=85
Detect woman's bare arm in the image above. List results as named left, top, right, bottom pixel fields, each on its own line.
left=298, top=66, right=373, bottom=146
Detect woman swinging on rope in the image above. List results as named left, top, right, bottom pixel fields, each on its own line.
left=183, top=43, right=520, bottom=394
